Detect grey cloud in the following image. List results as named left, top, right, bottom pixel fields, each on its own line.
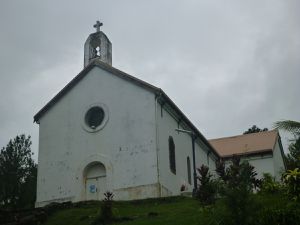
left=0, top=0, right=299, bottom=158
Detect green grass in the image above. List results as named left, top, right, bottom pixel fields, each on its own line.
left=43, top=197, right=204, bottom=225
left=43, top=194, right=296, bottom=225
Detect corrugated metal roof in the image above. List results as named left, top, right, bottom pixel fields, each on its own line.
left=209, top=130, right=279, bottom=157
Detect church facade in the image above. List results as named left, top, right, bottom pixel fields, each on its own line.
left=34, top=22, right=219, bottom=207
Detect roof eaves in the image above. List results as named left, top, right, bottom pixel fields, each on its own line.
left=33, top=60, right=219, bottom=159
left=33, top=62, right=95, bottom=122
left=34, top=59, right=160, bottom=122
left=93, top=60, right=160, bottom=93
left=221, top=149, right=273, bottom=159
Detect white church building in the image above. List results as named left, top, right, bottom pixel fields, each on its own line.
left=34, top=22, right=219, bottom=207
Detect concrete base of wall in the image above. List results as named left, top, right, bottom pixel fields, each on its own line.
left=35, top=183, right=161, bottom=207
left=113, top=183, right=160, bottom=200
left=35, top=196, right=74, bottom=208
left=180, top=191, right=192, bottom=197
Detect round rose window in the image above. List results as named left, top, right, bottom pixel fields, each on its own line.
left=85, top=106, right=105, bottom=129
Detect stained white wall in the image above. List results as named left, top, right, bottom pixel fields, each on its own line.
left=155, top=103, right=217, bottom=195
left=36, top=66, right=158, bottom=206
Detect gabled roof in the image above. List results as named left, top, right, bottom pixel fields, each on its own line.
left=34, top=59, right=159, bottom=122
left=34, top=59, right=220, bottom=158
left=209, top=130, right=279, bottom=158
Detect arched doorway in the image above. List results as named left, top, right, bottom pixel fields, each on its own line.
left=84, top=162, right=107, bottom=200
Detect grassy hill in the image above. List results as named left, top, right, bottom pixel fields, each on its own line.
left=43, top=197, right=202, bottom=225
left=42, top=194, right=300, bottom=225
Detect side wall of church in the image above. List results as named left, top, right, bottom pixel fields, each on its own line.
left=36, top=67, right=158, bottom=206
left=155, top=103, right=216, bottom=196
left=273, top=140, right=286, bottom=180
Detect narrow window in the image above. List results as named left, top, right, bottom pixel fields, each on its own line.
left=169, top=136, right=176, bottom=174
left=207, top=152, right=210, bottom=166
left=96, top=46, right=101, bottom=56
left=160, top=104, right=164, bottom=117
left=187, top=157, right=191, bottom=184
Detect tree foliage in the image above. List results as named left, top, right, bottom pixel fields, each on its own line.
left=196, top=165, right=217, bottom=205
left=283, top=168, right=300, bottom=201
left=215, top=156, right=261, bottom=225
left=259, top=173, right=282, bottom=194
left=274, top=120, right=300, bottom=136
left=0, top=134, right=37, bottom=209
left=274, top=119, right=300, bottom=170
left=243, top=125, right=268, bottom=134
left=285, top=136, right=300, bottom=170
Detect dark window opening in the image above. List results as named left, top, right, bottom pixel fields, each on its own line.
left=85, top=106, right=105, bottom=129
left=169, top=136, right=176, bottom=174
left=160, top=104, right=164, bottom=117
left=207, top=152, right=210, bottom=166
left=187, top=157, right=191, bottom=184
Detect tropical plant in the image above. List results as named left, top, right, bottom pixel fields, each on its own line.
left=215, top=156, right=261, bottom=225
left=274, top=120, right=300, bottom=135
left=215, top=160, right=227, bottom=182
left=101, top=191, right=114, bottom=221
left=92, top=191, right=115, bottom=225
left=274, top=119, right=300, bottom=170
left=216, top=156, right=261, bottom=189
left=285, top=136, right=300, bottom=170
left=259, top=173, right=282, bottom=194
left=283, top=168, right=300, bottom=201
left=196, top=165, right=217, bottom=205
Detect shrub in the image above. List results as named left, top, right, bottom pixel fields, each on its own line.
left=255, top=202, right=300, bottom=225
left=101, top=192, right=114, bottom=221
left=196, top=165, right=217, bottom=205
left=92, top=191, right=114, bottom=225
left=215, top=156, right=261, bottom=225
left=259, top=173, right=282, bottom=194
left=283, top=168, right=300, bottom=201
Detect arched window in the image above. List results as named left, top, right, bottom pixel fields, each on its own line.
left=169, top=136, right=176, bottom=174
left=187, top=157, right=191, bottom=184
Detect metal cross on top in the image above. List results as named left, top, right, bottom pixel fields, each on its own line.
left=93, top=20, right=103, bottom=32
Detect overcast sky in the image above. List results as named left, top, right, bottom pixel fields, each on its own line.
left=0, top=0, right=299, bottom=161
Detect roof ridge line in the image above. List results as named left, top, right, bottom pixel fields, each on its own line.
left=209, top=129, right=278, bottom=141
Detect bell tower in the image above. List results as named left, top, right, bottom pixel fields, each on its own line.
left=84, top=21, right=112, bottom=67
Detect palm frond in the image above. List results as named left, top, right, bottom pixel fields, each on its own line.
left=274, top=120, right=300, bottom=135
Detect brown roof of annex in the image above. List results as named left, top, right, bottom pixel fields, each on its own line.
left=209, top=130, right=279, bottom=158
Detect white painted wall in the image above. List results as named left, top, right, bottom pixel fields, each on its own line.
left=36, top=65, right=219, bottom=207
left=273, top=140, right=286, bottom=180
left=36, top=66, right=158, bottom=206
left=223, top=154, right=274, bottom=181
left=223, top=139, right=286, bottom=181
left=246, top=155, right=274, bottom=179
left=155, top=103, right=216, bottom=196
